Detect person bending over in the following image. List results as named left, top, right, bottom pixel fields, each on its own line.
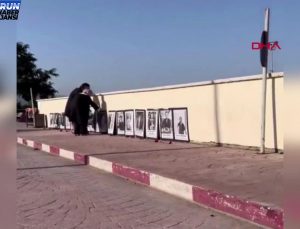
left=64, top=83, right=90, bottom=130
left=73, top=88, right=99, bottom=135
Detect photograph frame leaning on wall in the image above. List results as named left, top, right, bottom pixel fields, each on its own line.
left=87, top=110, right=97, bottom=133
left=135, top=109, right=146, bottom=138
left=58, top=113, right=66, bottom=131
left=49, top=113, right=59, bottom=129
left=159, top=108, right=174, bottom=140
left=107, top=111, right=116, bottom=135
left=172, top=107, right=190, bottom=142
left=146, top=109, right=159, bottom=139
left=97, top=110, right=108, bottom=134
left=124, top=110, right=135, bottom=136
left=116, top=111, right=125, bottom=135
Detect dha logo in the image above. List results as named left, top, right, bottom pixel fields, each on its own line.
left=0, top=0, right=21, bottom=20
left=251, top=41, right=281, bottom=51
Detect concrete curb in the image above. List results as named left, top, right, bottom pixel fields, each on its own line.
left=17, top=137, right=283, bottom=229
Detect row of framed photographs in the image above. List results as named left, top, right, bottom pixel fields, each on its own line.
left=49, top=113, right=72, bottom=129
left=108, top=108, right=190, bottom=142
left=48, top=111, right=108, bottom=133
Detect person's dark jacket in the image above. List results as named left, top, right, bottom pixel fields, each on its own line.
left=74, top=93, right=99, bottom=125
left=64, top=88, right=81, bottom=122
left=161, top=118, right=171, bottom=129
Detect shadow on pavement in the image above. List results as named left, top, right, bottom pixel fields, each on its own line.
left=17, top=164, right=85, bottom=171
left=88, top=146, right=211, bottom=156
left=17, top=128, right=50, bottom=132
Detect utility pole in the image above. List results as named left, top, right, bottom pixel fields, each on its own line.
left=260, top=8, right=270, bottom=153
left=269, top=40, right=278, bottom=73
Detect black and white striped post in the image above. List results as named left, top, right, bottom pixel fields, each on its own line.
left=260, top=8, right=270, bottom=153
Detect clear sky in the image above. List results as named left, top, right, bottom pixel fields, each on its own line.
left=17, top=0, right=299, bottom=95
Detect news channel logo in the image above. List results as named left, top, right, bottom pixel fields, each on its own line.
left=0, top=0, right=21, bottom=20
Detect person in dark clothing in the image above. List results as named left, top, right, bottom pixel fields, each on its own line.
left=64, top=83, right=90, bottom=123
left=117, top=114, right=125, bottom=131
left=136, top=113, right=144, bottom=130
left=161, top=110, right=171, bottom=133
left=72, top=89, right=99, bottom=135
left=73, top=88, right=99, bottom=135
left=177, top=116, right=186, bottom=134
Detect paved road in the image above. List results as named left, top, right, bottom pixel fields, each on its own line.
left=17, top=145, right=259, bottom=229
left=19, top=130, right=283, bottom=207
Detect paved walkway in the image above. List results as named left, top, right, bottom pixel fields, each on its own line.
left=18, top=129, right=283, bottom=208
left=17, top=145, right=258, bottom=229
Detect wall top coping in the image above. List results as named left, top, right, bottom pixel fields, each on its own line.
left=37, top=72, right=283, bottom=102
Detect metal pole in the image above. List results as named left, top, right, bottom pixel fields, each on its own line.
left=260, top=8, right=270, bottom=153
left=269, top=40, right=277, bottom=73
left=44, top=114, right=47, bottom=129
left=30, top=87, right=36, bottom=127
left=271, top=49, right=274, bottom=72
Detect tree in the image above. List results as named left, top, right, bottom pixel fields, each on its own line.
left=17, top=42, right=59, bottom=104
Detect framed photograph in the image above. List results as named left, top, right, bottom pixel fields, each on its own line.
left=87, top=110, right=96, bottom=132
left=107, top=111, right=116, bottom=135
left=58, top=113, right=65, bottom=130
left=135, top=109, right=145, bottom=138
left=146, top=109, right=159, bottom=139
left=116, top=111, right=125, bottom=135
left=125, top=110, right=134, bottom=136
left=159, top=109, right=174, bottom=140
left=49, top=113, right=59, bottom=128
left=97, top=111, right=108, bottom=134
left=173, top=108, right=190, bottom=141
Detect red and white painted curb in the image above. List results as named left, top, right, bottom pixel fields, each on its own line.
left=17, top=137, right=88, bottom=164
left=17, top=137, right=283, bottom=229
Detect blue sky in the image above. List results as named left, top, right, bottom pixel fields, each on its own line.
left=17, top=0, right=299, bottom=95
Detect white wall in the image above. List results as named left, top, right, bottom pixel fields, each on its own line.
left=37, top=72, right=283, bottom=150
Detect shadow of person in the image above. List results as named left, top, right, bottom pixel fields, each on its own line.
left=92, top=94, right=100, bottom=107
left=100, top=94, right=107, bottom=111
left=96, top=94, right=108, bottom=133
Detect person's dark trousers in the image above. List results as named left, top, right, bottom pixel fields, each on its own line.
left=73, top=122, right=80, bottom=135
left=79, top=119, right=88, bottom=135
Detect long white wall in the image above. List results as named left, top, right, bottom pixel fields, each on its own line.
left=37, top=72, right=284, bottom=150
